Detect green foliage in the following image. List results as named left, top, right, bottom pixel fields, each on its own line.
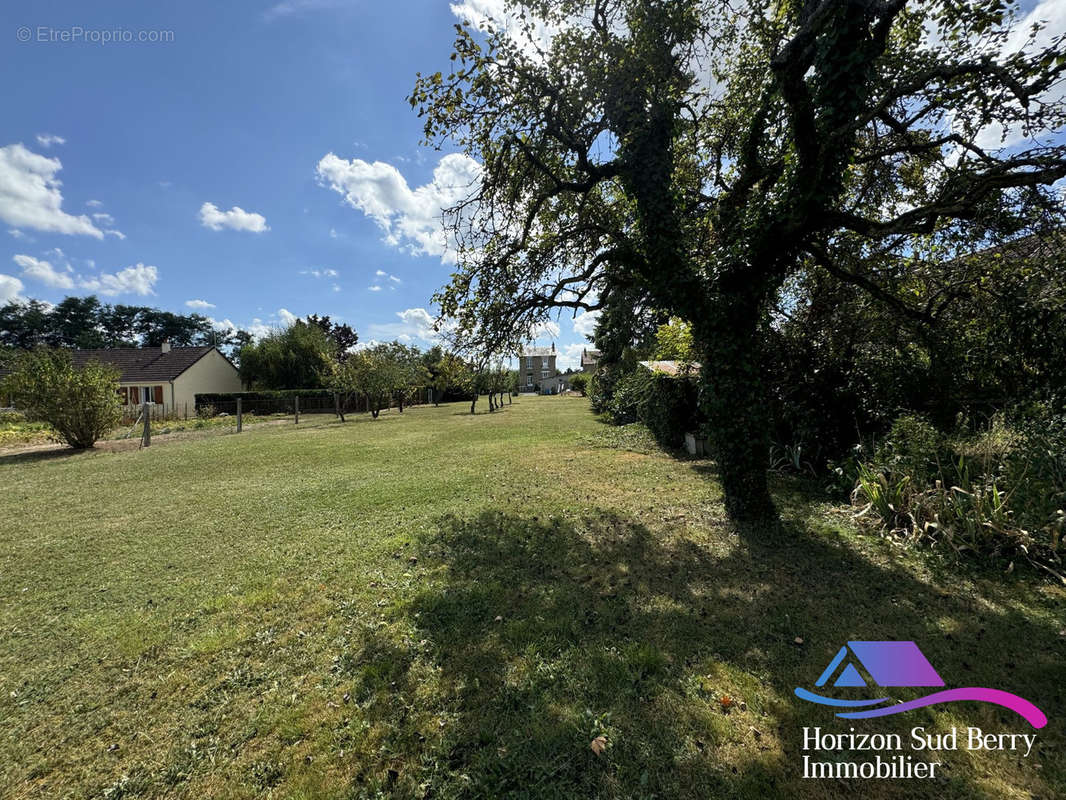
left=606, top=369, right=651, bottom=426
left=303, top=314, right=358, bottom=361
left=0, top=348, right=121, bottom=448
left=327, top=343, right=407, bottom=418
left=600, top=367, right=701, bottom=449
left=0, top=295, right=246, bottom=352
left=238, top=321, right=335, bottom=390
left=568, top=372, right=589, bottom=395
left=389, top=342, right=430, bottom=409
left=852, top=412, right=1065, bottom=578
left=651, top=317, right=695, bottom=362
left=768, top=241, right=1066, bottom=470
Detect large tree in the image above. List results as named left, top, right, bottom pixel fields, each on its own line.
left=413, top=0, right=1066, bottom=520
left=238, top=320, right=335, bottom=389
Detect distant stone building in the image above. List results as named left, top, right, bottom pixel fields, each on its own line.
left=519, top=344, right=557, bottom=391
left=580, top=347, right=601, bottom=373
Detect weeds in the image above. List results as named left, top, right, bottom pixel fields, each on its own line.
left=852, top=413, right=1065, bottom=579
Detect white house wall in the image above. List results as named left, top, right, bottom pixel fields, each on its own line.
left=172, top=349, right=242, bottom=411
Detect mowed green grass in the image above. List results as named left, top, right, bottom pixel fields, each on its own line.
left=0, top=396, right=1062, bottom=800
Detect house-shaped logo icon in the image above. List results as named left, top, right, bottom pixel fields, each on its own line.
left=794, top=640, right=1046, bottom=728
left=816, top=641, right=944, bottom=688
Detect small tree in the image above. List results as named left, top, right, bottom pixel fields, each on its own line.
left=341, top=344, right=404, bottom=418
left=569, top=373, right=589, bottom=396
left=388, top=342, right=429, bottom=413
left=1, top=348, right=121, bottom=448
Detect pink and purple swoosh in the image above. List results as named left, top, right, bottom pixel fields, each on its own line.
left=794, top=686, right=1047, bottom=728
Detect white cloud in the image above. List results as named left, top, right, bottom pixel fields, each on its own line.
left=85, top=199, right=103, bottom=208
left=79, top=263, right=158, bottom=296
left=530, top=319, right=560, bottom=340
left=0, top=274, right=25, bottom=304
left=315, top=151, right=480, bottom=261
left=105, top=229, right=126, bottom=240
left=199, top=202, right=269, bottom=233
left=368, top=284, right=382, bottom=291
left=332, top=283, right=342, bottom=292
left=0, top=144, right=104, bottom=237
left=303, top=267, right=338, bottom=278
left=365, top=307, right=440, bottom=344
left=185, top=299, right=216, bottom=310
left=92, top=212, right=115, bottom=225
left=278, top=308, right=297, bottom=326
left=573, top=310, right=600, bottom=337
left=35, top=133, right=66, bottom=148
left=556, top=343, right=587, bottom=371
left=973, top=0, right=1066, bottom=150
left=8, top=229, right=26, bottom=239
left=13, top=254, right=75, bottom=289
left=264, top=0, right=353, bottom=20
left=374, top=268, right=402, bottom=285
left=329, top=227, right=339, bottom=238
left=449, top=0, right=557, bottom=58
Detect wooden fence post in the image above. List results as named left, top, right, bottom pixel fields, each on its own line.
left=294, top=395, right=300, bottom=425
left=237, top=397, right=243, bottom=433
left=142, top=402, right=151, bottom=448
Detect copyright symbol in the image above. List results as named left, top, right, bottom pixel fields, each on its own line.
left=16, top=26, right=31, bottom=42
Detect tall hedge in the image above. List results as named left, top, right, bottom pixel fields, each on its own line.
left=601, top=366, right=701, bottom=448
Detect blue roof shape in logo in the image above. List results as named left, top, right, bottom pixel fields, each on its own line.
left=815, top=640, right=944, bottom=688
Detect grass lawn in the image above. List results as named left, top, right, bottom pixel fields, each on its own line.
left=0, top=396, right=1062, bottom=799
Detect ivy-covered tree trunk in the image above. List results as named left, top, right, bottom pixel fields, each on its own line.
left=695, top=286, right=775, bottom=522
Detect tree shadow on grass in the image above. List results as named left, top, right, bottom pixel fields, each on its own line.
left=0, top=446, right=83, bottom=466
left=346, top=509, right=1064, bottom=799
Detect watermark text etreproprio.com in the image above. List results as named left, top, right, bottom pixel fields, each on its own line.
left=16, top=26, right=175, bottom=44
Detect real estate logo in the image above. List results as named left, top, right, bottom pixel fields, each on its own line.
left=794, top=640, right=1046, bottom=728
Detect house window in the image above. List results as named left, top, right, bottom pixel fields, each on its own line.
left=542, top=356, right=548, bottom=369
left=541, top=369, right=548, bottom=379
left=526, top=356, right=533, bottom=368
left=141, top=386, right=161, bottom=404
left=526, top=373, right=533, bottom=386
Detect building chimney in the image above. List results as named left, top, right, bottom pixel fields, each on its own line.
left=551, top=342, right=555, bottom=352
left=160, top=339, right=171, bottom=354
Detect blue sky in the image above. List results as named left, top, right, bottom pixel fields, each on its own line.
left=0, top=0, right=595, bottom=366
